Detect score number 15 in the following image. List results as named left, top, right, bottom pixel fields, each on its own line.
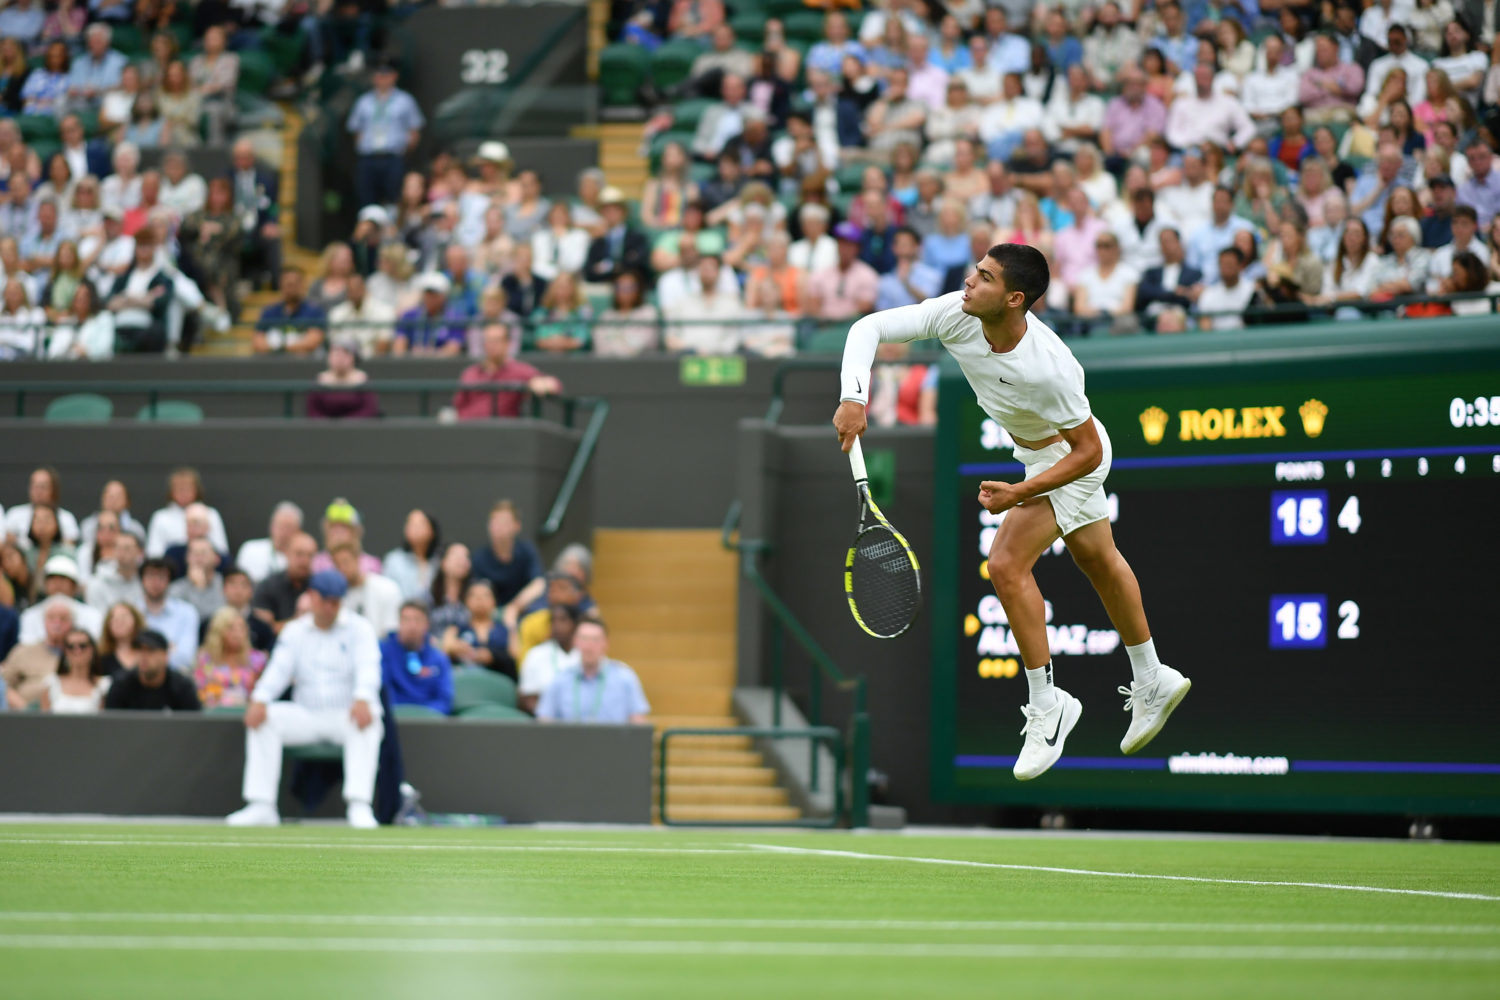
left=1271, top=490, right=1361, bottom=545
left=1270, top=595, right=1361, bottom=649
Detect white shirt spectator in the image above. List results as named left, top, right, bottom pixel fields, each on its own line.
left=160, top=173, right=207, bottom=219
left=1363, top=50, right=1429, bottom=108
left=664, top=291, right=746, bottom=355
left=1359, top=1, right=1416, bottom=45
left=46, top=314, right=115, bottom=360
left=654, top=262, right=741, bottom=312
left=1165, top=91, right=1256, bottom=151
left=19, top=596, right=104, bottom=644
left=4, top=504, right=81, bottom=544
left=0, top=304, right=47, bottom=361
left=788, top=234, right=838, bottom=274
left=234, top=537, right=284, bottom=584
left=1156, top=181, right=1215, bottom=235
left=1113, top=217, right=1168, bottom=273
left=1042, top=88, right=1106, bottom=152
left=530, top=227, right=591, bottom=281
left=1077, top=262, right=1140, bottom=313
left=251, top=609, right=381, bottom=713
left=145, top=502, right=229, bottom=558
left=978, top=96, right=1045, bottom=144
left=99, top=173, right=142, bottom=217
left=326, top=297, right=395, bottom=358
left=1324, top=255, right=1384, bottom=299
left=519, top=638, right=578, bottom=701
left=1241, top=65, right=1301, bottom=119
left=1427, top=240, right=1491, bottom=292
left=343, top=571, right=403, bottom=637
left=1195, top=277, right=1257, bottom=329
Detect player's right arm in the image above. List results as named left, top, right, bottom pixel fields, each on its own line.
left=833, top=297, right=947, bottom=451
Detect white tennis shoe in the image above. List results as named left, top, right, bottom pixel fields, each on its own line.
left=226, top=802, right=280, bottom=827
left=347, top=802, right=378, bottom=829
left=1119, top=665, right=1192, bottom=755
left=1013, top=690, right=1082, bottom=781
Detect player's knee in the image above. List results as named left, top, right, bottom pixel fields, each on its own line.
left=987, top=549, right=1028, bottom=592
left=1069, top=543, right=1115, bottom=579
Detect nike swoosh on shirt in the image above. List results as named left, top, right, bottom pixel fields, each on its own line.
left=998, top=377, right=1014, bottom=386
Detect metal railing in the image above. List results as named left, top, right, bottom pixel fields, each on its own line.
left=720, top=498, right=871, bottom=828
left=0, top=378, right=607, bottom=541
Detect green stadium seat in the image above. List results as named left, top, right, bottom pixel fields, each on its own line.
left=74, top=108, right=101, bottom=138
left=204, top=705, right=245, bottom=716
left=729, top=13, right=767, bottom=45
left=392, top=703, right=448, bottom=719
left=803, top=323, right=852, bottom=352
left=29, top=139, right=60, bottom=170
left=259, top=28, right=307, bottom=79
left=44, top=393, right=113, bottom=422
left=457, top=703, right=533, bottom=721
left=689, top=161, right=717, bottom=185
left=17, top=114, right=58, bottom=143
left=136, top=400, right=204, bottom=422
left=834, top=162, right=867, bottom=192
left=285, top=742, right=342, bottom=761
left=782, top=10, right=827, bottom=44
left=451, top=668, right=518, bottom=712
left=650, top=39, right=701, bottom=92
left=671, top=97, right=717, bottom=131
left=111, top=23, right=146, bottom=58
left=765, top=0, right=806, bottom=18
left=599, top=43, right=651, bottom=107
left=236, top=48, right=277, bottom=97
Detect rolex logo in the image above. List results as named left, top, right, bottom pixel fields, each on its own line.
left=1139, top=406, right=1169, bottom=445
left=1299, top=399, right=1328, bottom=438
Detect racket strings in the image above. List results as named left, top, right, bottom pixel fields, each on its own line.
left=850, top=526, right=921, bottom=638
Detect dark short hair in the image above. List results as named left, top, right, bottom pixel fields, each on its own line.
left=1453, top=205, right=1479, bottom=223
left=140, top=557, right=173, bottom=576
left=1466, top=137, right=1494, bottom=153
left=984, top=243, right=1050, bottom=309
left=893, top=225, right=921, bottom=243
left=550, top=603, right=583, bottom=626
left=399, top=600, right=430, bottom=619
left=1218, top=246, right=1245, bottom=264
left=575, top=614, right=608, bottom=635
left=223, top=566, right=250, bottom=584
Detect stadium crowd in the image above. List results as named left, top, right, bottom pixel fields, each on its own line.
left=0, top=464, right=648, bottom=727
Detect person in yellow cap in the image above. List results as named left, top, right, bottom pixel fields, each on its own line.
left=310, top=498, right=383, bottom=578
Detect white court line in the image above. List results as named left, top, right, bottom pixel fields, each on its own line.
left=0, top=839, right=756, bottom=855
left=744, top=844, right=1500, bottom=903
left=0, top=934, right=1496, bottom=961
left=0, top=912, right=1495, bottom=936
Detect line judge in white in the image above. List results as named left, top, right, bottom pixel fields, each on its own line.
left=833, top=243, right=1191, bottom=783
left=227, top=570, right=383, bottom=829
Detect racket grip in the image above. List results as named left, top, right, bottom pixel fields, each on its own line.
left=848, top=435, right=868, bottom=483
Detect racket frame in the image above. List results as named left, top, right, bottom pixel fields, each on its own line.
left=844, top=437, right=923, bottom=639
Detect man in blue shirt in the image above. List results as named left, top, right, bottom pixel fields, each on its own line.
left=0, top=0, right=44, bottom=47
left=140, top=558, right=200, bottom=674
left=1184, top=187, right=1254, bottom=285
left=379, top=602, right=454, bottom=715
left=347, top=60, right=426, bottom=212
left=394, top=272, right=468, bottom=355
left=982, top=7, right=1031, bottom=76
left=471, top=500, right=544, bottom=616
left=535, top=618, right=650, bottom=724
left=253, top=266, right=327, bottom=355
left=876, top=227, right=941, bottom=310
left=68, top=24, right=128, bottom=108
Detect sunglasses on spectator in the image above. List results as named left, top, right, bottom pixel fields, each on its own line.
left=65, top=642, right=92, bottom=651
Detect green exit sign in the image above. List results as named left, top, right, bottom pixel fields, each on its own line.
left=680, top=356, right=746, bottom=386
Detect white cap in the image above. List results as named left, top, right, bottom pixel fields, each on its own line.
left=357, top=205, right=390, bottom=226
left=414, top=272, right=452, bottom=295
left=476, top=140, right=511, bottom=164
left=599, top=186, right=627, bottom=207
left=43, top=555, right=82, bottom=583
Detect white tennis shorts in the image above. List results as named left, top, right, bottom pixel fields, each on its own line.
left=1012, top=417, right=1113, bottom=538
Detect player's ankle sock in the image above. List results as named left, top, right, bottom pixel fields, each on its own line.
left=1026, top=662, right=1058, bottom=710
left=1126, top=639, right=1160, bottom=687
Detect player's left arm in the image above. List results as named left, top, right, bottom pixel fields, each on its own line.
left=979, top=418, right=1103, bottom=514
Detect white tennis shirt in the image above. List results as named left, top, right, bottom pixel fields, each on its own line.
left=839, top=291, right=1095, bottom=442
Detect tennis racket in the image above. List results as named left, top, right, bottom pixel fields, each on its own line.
left=844, top=436, right=922, bottom=639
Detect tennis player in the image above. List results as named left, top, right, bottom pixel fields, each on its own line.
left=833, top=244, right=1190, bottom=780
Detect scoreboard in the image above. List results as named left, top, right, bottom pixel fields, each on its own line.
left=929, top=322, right=1500, bottom=817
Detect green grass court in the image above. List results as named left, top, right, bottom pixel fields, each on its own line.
left=2, top=824, right=1497, bottom=999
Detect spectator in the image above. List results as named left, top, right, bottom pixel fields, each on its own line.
left=427, top=542, right=473, bottom=636
left=393, top=272, right=465, bottom=356
left=379, top=601, right=453, bottom=715
left=211, top=568, right=274, bottom=653
left=20, top=39, right=69, bottom=116
left=0, top=38, right=27, bottom=114
left=312, top=243, right=360, bottom=314
left=1, top=597, right=73, bottom=709
left=876, top=226, right=941, bottom=310
left=1422, top=174, right=1458, bottom=248
left=595, top=271, right=659, bottom=357
left=689, top=22, right=756, bottom=86
left=139, top=557, right=197, bottom=672
left=437, top=578, right=515, bottom=678
left=1241, top=35, right=1301, bottom=125
left=380, top=510, right=439, bottom=603
left=527, top=272, right=593, bottom=353
left=1052, top=187, right=1107, bottom=290
left=583, top=187, right=652, bottom=285
left=505, top=170, right=550, bottom=243
left=20, top=505, right=74, bottom=581
left=41, top=627, right=110, bottom=714
left=195, top=606, right=267, bottom=708
left=1441, top=251, right=1495, bottom=315
left=123, top=92, right=168, bottom=149
left=178, top=177, right=242, bottom=323
left=251, top=530, right=317, bottom=634
left=1458, top=139, right=1500, bottom=229
left=1113, top=186, right=1166, bottom=274
left=920, top=197, right=974, bottom=277
left=100, top=62, right=144, bottom=139
left=535, top=618, right=649, bottom=725
left=1196, top=246, right=1256, bottom=330
left=532, top=201, right=591, bottom=282
left=0, top=543, right=34, bottom=610
left=980, top=73, right=1045, bottom=163
left=157, top=60, right=200, bottom=147
left=79, top=480, right=138, bottom=559
left=1364, top=24, right=1430, bottom=110
left=348, top=60, right=424, bottom=211
left=306, top=337, right=380, bottom=420
left=472, top=500, right=542, bottom=620
left=137, top=30, right=177, bottom=92
left=691, top=72, right=749, bottom=162
left=641, top=142, right=701, bottom=231
left=331, top=541, right=402, bottom=637
left=664, top=253, right=746, bottom=354
left=0, top=277, right=45, bottom=360
left=45, top=278, right=110, bottom=363
left=235, top=502, right=303, bottom=586
left=498, top=241, right=547, bottom=319
left=1351, top=142, right=1415, bottom=235
left=1318, top=216, right=1382, bottom=310
left=312, top=499, right=382, bottom=577
left=168, top=537, right=226, bottom=622
left=512, top=567, right=592, bottom=664
left=804, top=221, right=879, bottom=319
left=517, top=603, right=580, bottom=715
left=1138, top=227, right=1204, bottom=318
left=651, top=201, right=724, bottom=274
left=188, top=24, right=238, bottom=144
left=453, top=322, right=561, bottom=420
left=1167, top=63, right=1256, bottom=154
left=86, top=529, right=144, bottom=613
left=227, top=570, right=381, bottom=828
left=76, top=507, right=123, bottom=583
left=1185, top=186, right=1255, bottom=285
left=1260, top=215, right=1326, bottom=309
left=788, top=203, right=838, bottom=273
left=98, top=600, right=144, bottom=675
left=228, top=138, right=282, bottom=290
left=1073, top=231, right=1139, bottom=330
left=105, top=628, right=201, bottom=710
left=864, top=66, right=927, bottom=160
left=1428, top=205, right=1489, bottom=291
left=145, top=468, right=229, bottom=559
left=105, top=231, right=172, bottom=353
left=1372, top=216, right=1432, bottom=297
left=252, top=265, right=326, bottom=355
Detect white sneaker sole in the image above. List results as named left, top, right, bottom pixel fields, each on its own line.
left=1014, top=694, right=1082, bottom=781
left=1121, top=676, right=1191, bottom=755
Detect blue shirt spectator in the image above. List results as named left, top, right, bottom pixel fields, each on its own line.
left=876, top=228, right=942, bottom=310
left=0, top=0, right=44, bottom=46
left=471, top=537, right=541, bottom=610
left=395, top=304, right=469, bottom=354
left=806, top=39, right=865, bottom=78
left=534, top=619, right=649, bottom=724
left=986, top=34, right=1031, bottom=76
left=68, top=28, right=128, bottom=103
left=347, top=76, right=426, bottom=156
left=254, top=278, right=329, bottom=355
left=1185, top=209, right=1254, bottom=284
left=1044, top=36, right=1083, bottom=72
left=141, top=558, right=200, bottom=674
left=379, top=606, right=454, bottom=715
left=921, top=230, right=972, bottom=275
left=20, top=64, right=69, bottom=116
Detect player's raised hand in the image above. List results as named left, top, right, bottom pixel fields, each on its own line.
left=978, top=480, right=1023, bottom=514
left=833, top=400, right=867, bottom=452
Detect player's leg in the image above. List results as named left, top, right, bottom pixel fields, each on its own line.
left=987, top=499, right=1082, bottom=780
left=1063, top=517, right=1191, bottom=754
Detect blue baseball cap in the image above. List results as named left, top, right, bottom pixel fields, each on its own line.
left=307, top=570, right=349, bottom=599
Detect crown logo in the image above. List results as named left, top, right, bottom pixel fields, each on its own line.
left=1139, top=406, right=1169, bottom=445
left=1299, top=399, right=1328, bottom=438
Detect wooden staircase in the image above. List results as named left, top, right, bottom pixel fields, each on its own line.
left=592, top=529, right=800, bottom=823
left=573, top=121, right=648, bottom=202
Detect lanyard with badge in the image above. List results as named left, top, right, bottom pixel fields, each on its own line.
left=571, top=666, right=608, bottom=721
left=370, top=94, right=394, bottom=152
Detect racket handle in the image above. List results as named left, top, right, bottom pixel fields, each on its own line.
left=848, top=435, right=868, bottom=484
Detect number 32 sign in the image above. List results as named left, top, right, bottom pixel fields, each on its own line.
left=460, top=49, right=510, bottom=85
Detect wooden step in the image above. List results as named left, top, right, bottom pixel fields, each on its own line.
left=651, top=714, right=738, bottom=730
left=657, top=766, right=779, bottom=786
left=660, top=804, right=802, bottom=823
left=645, top=686, right=733, bottom=717
left=594, top=529, right=729, bottom=553
left=660, top=785, right=789, bottom=806
left=609, top=631, right=734, bottom=660
left=662, top=747, right=763, bottom=767
left=625, top=659, right=735, bottom=688
left=606, top=605, right=733, bottom=631
left=593, top=576, right=735, bottom=603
